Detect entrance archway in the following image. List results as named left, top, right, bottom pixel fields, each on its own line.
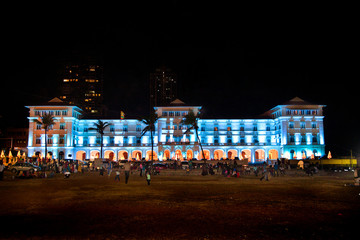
left=174, top=149, right=183, bottom=161
left=269, top=149, right=278, bottom=160
left=104, top=150, right=114, bottom=161
left=290, top=150, right=295, bottom=159
left=118, top=150, right=128, bottom=160
left=132, top=150, right=142, bottom=160
left=214, top=149, right=225, bottom=160
left=35, top=151, right=41, bottom=158
left=301, top=149, right=307, bottom=159
left=90, top=150, right=100, bottom=160
left=59, top=151, right=65, bottom=160
left=186, top=149, right=193, bottom=159
left=255, top=149, right=265, bottom=161
left=76, top=151, right=86, bottom=160
left=227, top=149, right=237, bottom=160
left=241, top=149, right=251, bottom=162
left=163, top=150, right=170, bottom=160
left=198, top=150, right=210, bottom=160
left=146, top=150, right=158, bottom=161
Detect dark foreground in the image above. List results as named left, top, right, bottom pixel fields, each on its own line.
left=0, top=170, right=359, bottom=239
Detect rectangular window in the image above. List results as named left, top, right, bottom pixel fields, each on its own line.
left=60, top=123, right=65, bottom=130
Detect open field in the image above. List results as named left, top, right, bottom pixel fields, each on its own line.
left=0, top=170, right=359, bottom=239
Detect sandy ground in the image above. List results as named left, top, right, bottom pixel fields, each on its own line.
left=0, top=169, right=359, bottom=239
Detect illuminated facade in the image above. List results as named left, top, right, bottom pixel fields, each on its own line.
left=27, top=97, right=325, bottom=162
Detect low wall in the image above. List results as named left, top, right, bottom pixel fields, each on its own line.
left=310, top=158, right=358, bottom=166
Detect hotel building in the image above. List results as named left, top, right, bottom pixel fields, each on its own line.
left=26, top=97, right=325, bottom=162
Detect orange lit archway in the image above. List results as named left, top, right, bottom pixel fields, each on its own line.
left=255, top=149, right=265, bottom=161
left=174, top=149, right=183, bottom=161
left=269, top=149, right=279, bottom=160
left=104, top=150, right=115, bottom=161
left=241, top=150, right=251, bottom=162
left=90, top=150, right=100, bottom=160
left=76, top=151, right=86, bottom=160
left=186, top=149, right=193, bottom=159
left=227, top=149, right=237, bottom=160
left=118, top=150, right=128, bottom=160
left=163, top=150, right=171, bottom=160
left=198, top=150, right=210, bottom=160
left=146, top=150, right=158, bottom=161
left=132, top=150, right=142, bottom=160
left=214, top=149, right=224, bottom=160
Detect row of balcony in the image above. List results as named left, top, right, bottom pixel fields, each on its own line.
left=33, top=141, right=321, bottom=148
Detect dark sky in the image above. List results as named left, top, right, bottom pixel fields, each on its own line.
left=1, top=2, right=357, bottom=156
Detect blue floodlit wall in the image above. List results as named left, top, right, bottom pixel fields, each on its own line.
left=27, top=99, right=325, bottom=162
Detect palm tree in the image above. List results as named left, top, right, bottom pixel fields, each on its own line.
left=34, top=112, right=56, bottom=159
left=181, top=109, right=208, bottom=174
left=89, top=120, right=112, bottom=159
left=139, top=110, right=159, bottom=164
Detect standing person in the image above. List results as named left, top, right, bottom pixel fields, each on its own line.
left=124, top=161, right=131, bottom=184
left=260, top=166, right=269, bottom=181
left=139, top=163, right=143, bottom=177
left=115, top=169, right=120, bottom=181
left=146, top=170, right=151, bottom=185
left=107, top=161, right=112, bottom=177
left=253, top=166, right=258, bottom=177
left=0, top=160, right=5, bottom=180
left=274, top=163, right=279, bottom=177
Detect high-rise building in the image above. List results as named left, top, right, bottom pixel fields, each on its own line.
left=60, top=62, right=104, bottom=116
left=150, top=66, right=177, bottom=107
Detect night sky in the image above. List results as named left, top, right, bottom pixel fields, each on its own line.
left=1, top=2, right=357, bottom=156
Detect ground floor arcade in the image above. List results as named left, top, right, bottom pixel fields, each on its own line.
left=28, top=145, right=288, bottom=163
left=28, top=144, right=324, bottom=163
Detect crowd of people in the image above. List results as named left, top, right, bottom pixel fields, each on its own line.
left=1, top=157, right=358, bottom=185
